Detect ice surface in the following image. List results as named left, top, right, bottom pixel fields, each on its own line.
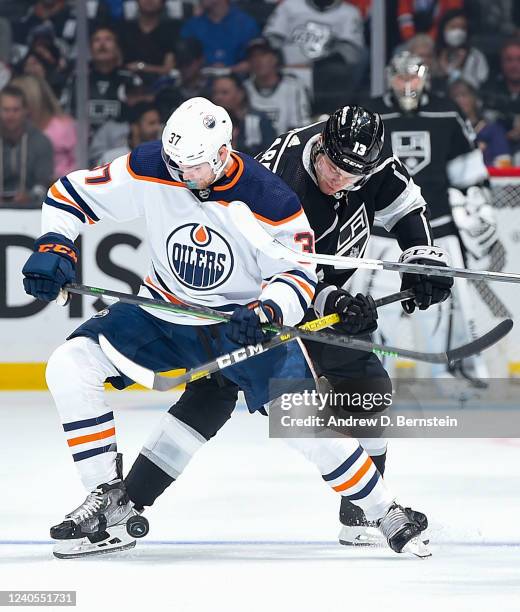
left=1, top=391, right=519, bottom=611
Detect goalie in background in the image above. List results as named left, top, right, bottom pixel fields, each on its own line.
left=359, top=50, right=498, bottom=387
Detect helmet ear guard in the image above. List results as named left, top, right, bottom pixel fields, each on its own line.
left=320, top=105, right=385, bottom=189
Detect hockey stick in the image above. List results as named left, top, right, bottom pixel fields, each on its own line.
left=73, top=282, right=511, bottom=390
left=229, top=202, right=520, bottom=285
left=60, top=283, right=413, bottom=329
left=99, top=318, right=512, bottom=392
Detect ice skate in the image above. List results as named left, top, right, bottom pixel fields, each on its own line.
left=338, top=499, right=384, bottom=546
left=51, top=455, right=149, bottom=559
left=377, top=503, right=431, bottom=558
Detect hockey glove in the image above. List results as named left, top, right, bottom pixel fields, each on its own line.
left=323, top=289, right=378, bottom=335
left=226, top=300, right=283, bottom=346
left=399, top=245, right=453, bottom=314
left=22, top=232, right=78, bottom=302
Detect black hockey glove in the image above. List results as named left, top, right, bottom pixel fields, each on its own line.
left=226, top=299, right=283, bottom=346
left=323, top=289, right=378, bottom=335
left=399, top=245, right=453, bottom=314
left=22, top=232, right=78, bottom=302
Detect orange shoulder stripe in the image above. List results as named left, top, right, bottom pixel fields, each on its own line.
left=279, top=273, right=314, bottom=300
left=213, top=152, right=244, bottom=191
left=126, top=154, right=187, bottom=187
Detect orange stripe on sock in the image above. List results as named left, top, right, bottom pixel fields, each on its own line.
left=332, top=456, right=373, bottom=492
left=67, top=427, right=116, bottom=447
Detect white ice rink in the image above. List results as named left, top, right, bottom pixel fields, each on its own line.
left=1, top=391, right=519, bottom=612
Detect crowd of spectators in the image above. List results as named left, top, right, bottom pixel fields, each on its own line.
left=2, top=0, right=520, bottom=208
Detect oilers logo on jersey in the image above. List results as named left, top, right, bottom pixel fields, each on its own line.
left=167, top=223, right=234, bottom=291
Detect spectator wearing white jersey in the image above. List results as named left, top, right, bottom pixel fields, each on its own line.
left=263, top=0, right=365, bottom=92
left=243, top=38, right=311, bottom=134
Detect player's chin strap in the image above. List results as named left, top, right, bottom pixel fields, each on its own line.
left=57, top=283, right=511, bottom=391
left=227, top=202, right=520, bottom=285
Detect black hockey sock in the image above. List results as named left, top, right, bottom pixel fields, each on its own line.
left=125, top=453, right=174, bottom=511
left=370, top=450, right=386, bottom=476
left=339, top=450, right=387, bottom=526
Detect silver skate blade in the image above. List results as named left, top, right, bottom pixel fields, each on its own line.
left=338, top=525, right=385, bottom=547
left=401, top=536, right=432, bottom=558
left=53, top=526, right=136, bottom=559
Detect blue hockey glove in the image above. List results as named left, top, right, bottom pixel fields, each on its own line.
left=399, top=245, right=453, bottom=313
left=226, top=300, right=283, bottom=346
left=22, top=232, right=78, bottom=302
left=324, top=289, right=378, bottom=335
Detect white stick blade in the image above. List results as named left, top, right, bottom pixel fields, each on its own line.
left=98, top=334, right=155, bottom=389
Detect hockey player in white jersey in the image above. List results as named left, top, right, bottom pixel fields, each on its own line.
left=22, top=98, right=429, bottom=559
left=360, top=51, right=496, bottom=385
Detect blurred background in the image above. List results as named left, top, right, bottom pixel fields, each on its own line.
left=1, top=0, right=520, bottom=388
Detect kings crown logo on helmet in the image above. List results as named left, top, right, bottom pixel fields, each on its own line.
left=320, top=105, right=385, bottom=190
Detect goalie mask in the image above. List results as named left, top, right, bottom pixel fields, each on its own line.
left=161, top=97, right=233, bottom=186
left=313, top=105, right=385, bottom=192
left=387, top=51, right=429, bottom=113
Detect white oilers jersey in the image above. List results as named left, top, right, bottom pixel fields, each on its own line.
left=264, top=0, right=363, bottom=65
left=41, top=143, right=317, bottom=326
left=244, top=74, right=311, bottom=134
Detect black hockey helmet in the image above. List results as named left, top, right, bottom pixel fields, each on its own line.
left=308, top=0, right=342, bottom=10
left=321, top=106, right=385, bottom=177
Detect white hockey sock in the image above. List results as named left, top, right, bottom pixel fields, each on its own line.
left=285, top=437, right=393, bottom=522
left=46, top=336, right=120, bottom=491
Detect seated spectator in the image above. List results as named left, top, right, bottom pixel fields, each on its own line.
left=61, top=26, right=142, bottom=140
left=17, top=34, right=69, bottom=99
left=397, top=0, right=463, bottom=42
left=481, top=38, right=520, bottom=162
left=0, top=85, right=53, bottom=208
left=97, top=102, right=161, bottom=165
left=435, top=9, right=488, bottom=89
left=211, top=74, right=276, bottom=157
left=243, top=38, right=310, bottom=134
left=12, top=0, right=76, bottom=56
left=120, top=0, right=176, bottom=86
left=181, top=0, right=260, bottom=72
left=10, top=75, right=77, bottom=178
left=155, top=37, right=211, bottom=122
left=263, top=0, right=365, bottom=92
left=449, top=79, right=512, bottom=167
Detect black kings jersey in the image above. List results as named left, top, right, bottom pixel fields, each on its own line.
left=366, top=93, right=489, bottom=239
left=256, top=120, right=433, bottom=306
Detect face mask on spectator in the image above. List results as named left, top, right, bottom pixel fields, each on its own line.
left=445, top=28, right=467, bottom=47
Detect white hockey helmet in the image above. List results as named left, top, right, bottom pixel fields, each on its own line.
left=161, top=97, right=233, bottom=182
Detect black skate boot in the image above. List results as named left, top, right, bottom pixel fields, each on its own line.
left=338, top=498, right=383, bottom=546
left=377, top=503, right=430, bottom=558
left=51, top=454, right=149, bottom=559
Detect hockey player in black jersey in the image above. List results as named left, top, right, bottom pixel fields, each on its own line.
left=121, top=104, right=452, bottom=548
left=357, top=50, right=497, bottom=386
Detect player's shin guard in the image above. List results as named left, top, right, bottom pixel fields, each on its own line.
left=125, top=412, right=206, bottom=509
left=46, top=337, right=121, bottom=490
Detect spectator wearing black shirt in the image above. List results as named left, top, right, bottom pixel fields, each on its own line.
left=211, top=74, right=275, bottom=157
left=0, top=85, right=53, bottom=209
left=120, top=0, right=176, bottom=86
left=61, top=26, right=142, bottom=140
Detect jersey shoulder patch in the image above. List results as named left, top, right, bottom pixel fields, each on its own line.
left=128, top=140, right=174, bottom=182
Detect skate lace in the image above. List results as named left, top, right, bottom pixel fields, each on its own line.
left=69, top=489, right=106, bottom=522
left=378, top=505, right=410, bottom=540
